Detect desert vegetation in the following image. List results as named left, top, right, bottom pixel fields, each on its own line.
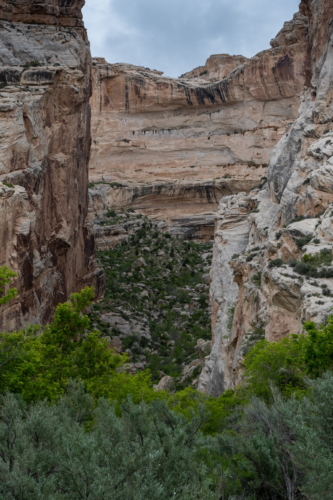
left=1, top=267, right=333, bottom=498
left=91, top=212, right=212, bottom=387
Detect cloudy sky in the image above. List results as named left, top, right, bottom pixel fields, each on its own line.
left=83, top=0, right=300, bottom=78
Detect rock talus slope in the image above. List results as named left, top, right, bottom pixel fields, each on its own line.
left=199, top=0, right=333, bottom=395
left=89, top=14, right=308, bottom=237
left=0, top=0, right=103, bottom=330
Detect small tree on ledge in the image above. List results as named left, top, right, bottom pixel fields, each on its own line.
left=0, top=266, right=18, bottom=305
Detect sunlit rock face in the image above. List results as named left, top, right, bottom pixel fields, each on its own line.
left=89, top=12, right=307, bottom=236
left=199, top=0, right=333, bottom=396
left=0, top=0, right=103, bottom=330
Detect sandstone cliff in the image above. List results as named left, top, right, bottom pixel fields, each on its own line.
left=89, top=13, right=308, bottom=237
left=199, top=0, right=333, bottom=395
left=0, top=0, right=103, bottom=329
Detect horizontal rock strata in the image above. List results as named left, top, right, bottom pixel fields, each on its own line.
left=89, top=14, right=308, bottom=236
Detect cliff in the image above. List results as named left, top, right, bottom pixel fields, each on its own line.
left=0, top=0, right=103, bottom=329
left=89, top=13, right=308, bottom=238
left=199, top=0, right=333, bottom=395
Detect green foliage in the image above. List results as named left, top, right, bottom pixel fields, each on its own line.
left=243, top=337, right=308, bottom=400
left=2, top=280, right=333, bottom=498
left=268, top=258, right=284, bottom=268
left=165, top=387, right=244, bottom=435
left=302, top=316, right=333, bottom=377
left=0, top=288, right=132, bottom=402
left=295, top=234, right=313, bottom=249
left=92, top=215, right=212, bottom=384
left=105, top=209, right=117, bottom=218
left=0, top=266, right=17, bottom=305
left=290, top=249, right=333, bottom=277
left=242, top=312, right=333, bottom=400
left=0, top=383, right=214, bottom=500
left=23, top=60, right=43, bottom=68
left=222, top=373, right=333, bottom=500
left=251, top=272, right=261, bottom=287
left=302, top=248, right=332, bottom=265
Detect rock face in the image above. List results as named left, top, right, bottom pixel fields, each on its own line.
left=89, top=13, right=308, bottom=236
left=199, top=0, right=333, bottom=395
left=0, top=0, right=85, bottom=27
left=0, top=0, right=103, bottom=330
left=180, top=54, right=248, bottom=82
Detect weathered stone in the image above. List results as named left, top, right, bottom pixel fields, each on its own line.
left=200, top=0, right=333, bottom=395
left=88, top=14, right=308, bottom=237
left=0, top=2, right=102, bottom=329
left=109, top=337, right=123, bottom=354
left=155, top=375, right=175, bottom=392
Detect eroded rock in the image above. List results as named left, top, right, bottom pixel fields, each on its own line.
left=0, top=2, right=102, bottom=329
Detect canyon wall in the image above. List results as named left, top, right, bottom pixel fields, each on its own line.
left=199, top=0, right=333, bottom=395
left=0, top=0, right=103, bottom=330
left=89, top=13, right=308, bottom=237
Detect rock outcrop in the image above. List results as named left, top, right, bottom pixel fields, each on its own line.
left=199, top=0, right=333, bottom=395
left=0, top=0, right=103, bottom=330
left=89, top=13, right=308, bottom=236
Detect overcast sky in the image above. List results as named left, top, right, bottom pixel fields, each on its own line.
left=83, top=0, right=300, bottom=78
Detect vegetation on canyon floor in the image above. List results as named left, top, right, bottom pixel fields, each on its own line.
left=91, top=212, right=212, bottom=387
left=1, top=213, right=333, bottom=498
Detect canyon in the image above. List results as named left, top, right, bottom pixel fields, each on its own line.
left=87, top=0, right=333, bottom=395
left=1, top=0, right=333, bottom=400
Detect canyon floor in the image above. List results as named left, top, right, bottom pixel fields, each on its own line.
left=89, top=209, right=213, bottom=388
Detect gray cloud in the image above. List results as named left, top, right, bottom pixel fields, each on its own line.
left=83, top=0, right=300, bottom=78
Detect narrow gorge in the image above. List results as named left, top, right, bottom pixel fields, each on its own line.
left=1, top=0, right=333, bottom=397
left=88, top=0, right=333, bottom=396
left=1, top=1, right=333, bottom=497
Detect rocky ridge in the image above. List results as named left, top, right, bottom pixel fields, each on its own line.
left=0, top=0, right=102, bottom=329
left=199, top=0, right=333, bottom=395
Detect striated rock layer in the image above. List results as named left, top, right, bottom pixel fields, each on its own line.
left=0, top=0, right=103, bottom=330
left=199, top=0, right=333, bottom=395
left=89, top=13, right=308, bottom=235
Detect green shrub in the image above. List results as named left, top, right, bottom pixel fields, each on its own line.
left=290, top=249, right=333, bottom=277
left=243, top=337, right=307, bottom=400
left=105, top=209, right=117, bottom=218
left=23, top=60, right=42, bottom=68
left=251, top=272, right=261, bottom=287
left=0, top=266, right=17, bottom=305
left=268, top=258, right=284, bottom=268
left=295, top=234, right=312, bottom=249
left=0, top=385, right=214, bottom=500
